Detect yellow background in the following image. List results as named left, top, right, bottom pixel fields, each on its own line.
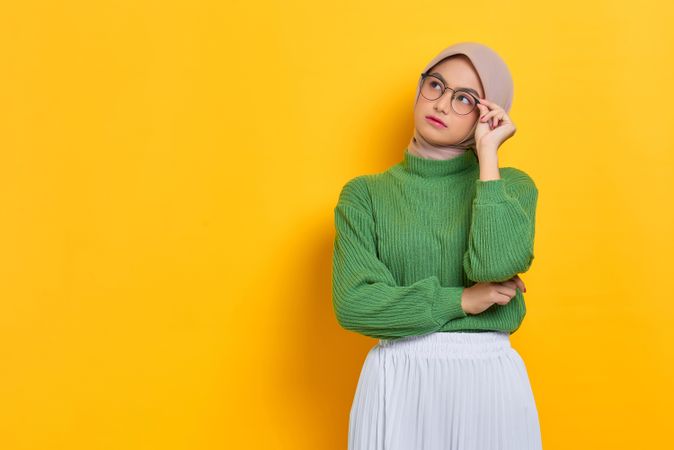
left=1, top=1, right=673, bottom=449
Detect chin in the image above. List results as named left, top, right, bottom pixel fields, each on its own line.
left=420, top=122, right=453, bottom=143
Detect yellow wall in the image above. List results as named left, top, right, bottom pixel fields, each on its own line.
left=1, top=1, right=672, bottom=448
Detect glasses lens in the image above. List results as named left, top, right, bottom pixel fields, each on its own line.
left=420, top=76, right=444, bottom=101
left=452, top=91, right=477, bottom=115
left=421, top=76, right=478, bottom=115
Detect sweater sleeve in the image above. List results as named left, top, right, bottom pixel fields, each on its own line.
left=462, top=168, right=539, bottom=283
left=332, top=176, right=468, bottom=340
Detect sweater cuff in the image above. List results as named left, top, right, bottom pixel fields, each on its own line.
left=474, top=179, right=510, bottom=205
left=432, top=287, right=468, bottom=326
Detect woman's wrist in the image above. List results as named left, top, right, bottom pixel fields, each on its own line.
left=475, top=147, right=501, bottom=181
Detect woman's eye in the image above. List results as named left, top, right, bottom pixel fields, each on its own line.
left=456, top=94, right=471, bottom=104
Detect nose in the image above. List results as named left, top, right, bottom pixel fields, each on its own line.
left=434, top=90, right=453, bottom=114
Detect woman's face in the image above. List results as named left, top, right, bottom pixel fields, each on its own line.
left=413, top=55, right=485, bottom=146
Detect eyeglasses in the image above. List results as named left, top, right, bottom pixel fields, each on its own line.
left=419, top=72, right=481, bottom=115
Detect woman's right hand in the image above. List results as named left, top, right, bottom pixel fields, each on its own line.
left=460, top=275, right=527, bottom=315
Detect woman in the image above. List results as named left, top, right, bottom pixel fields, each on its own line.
left=332, top=41, right=543, bottom=449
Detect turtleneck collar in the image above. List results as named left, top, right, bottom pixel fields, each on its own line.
left=401, top=147, right=478, bottom=178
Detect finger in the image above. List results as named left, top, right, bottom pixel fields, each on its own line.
left=496, top=293, right=513, bottom=305
left=495, top=285, right=517, bottom=299
left=480, top=110, right=497, bottom=122
left=501, top=280, right=518, bottom=290
left=493, top=113, right=506, bottom=128
left=512, top=275, right=526, bottom=293
left=485, top=110, right=501, bottom=126
left=491, top=291, right=510, bottom=305
left=479, top=100, right=504, bottom=115
left=497, top=114, right=512, bottom=126
left=479, top=99, right=505, bottom=112
left=477, top=103, right=491, bottom=115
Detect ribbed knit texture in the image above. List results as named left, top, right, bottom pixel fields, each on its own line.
left=332, top=148, right=539, bottom=340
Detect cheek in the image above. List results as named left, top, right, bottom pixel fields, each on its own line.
left=457, top=115, right=477, bottom=129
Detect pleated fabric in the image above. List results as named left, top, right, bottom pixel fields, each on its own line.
left=348, top=331, right=542, bottom=450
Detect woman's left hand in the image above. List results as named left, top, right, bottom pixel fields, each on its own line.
left=474, top=98, right=516, bottom=154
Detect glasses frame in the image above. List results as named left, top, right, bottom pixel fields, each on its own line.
left=419, top=72, right=482, bottom=115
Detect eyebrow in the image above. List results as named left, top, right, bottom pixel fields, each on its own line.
left=428, top=72, right=481, bottom=98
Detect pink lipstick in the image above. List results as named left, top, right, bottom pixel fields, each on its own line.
left=425, top=115, right=447, bottom=128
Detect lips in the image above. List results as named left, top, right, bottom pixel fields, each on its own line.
left=425, top=115, right=447, bottom=127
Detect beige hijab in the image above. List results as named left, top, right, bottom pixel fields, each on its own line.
left=407, top=41, right=514, bottom=159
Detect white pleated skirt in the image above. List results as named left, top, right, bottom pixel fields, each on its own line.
left=348, top=331, right=542, bottom=450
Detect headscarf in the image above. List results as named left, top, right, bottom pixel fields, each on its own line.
left=407, top=41, right=514, bottom=159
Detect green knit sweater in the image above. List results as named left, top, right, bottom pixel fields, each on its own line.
left=332, top=147, right=539, bottom=340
